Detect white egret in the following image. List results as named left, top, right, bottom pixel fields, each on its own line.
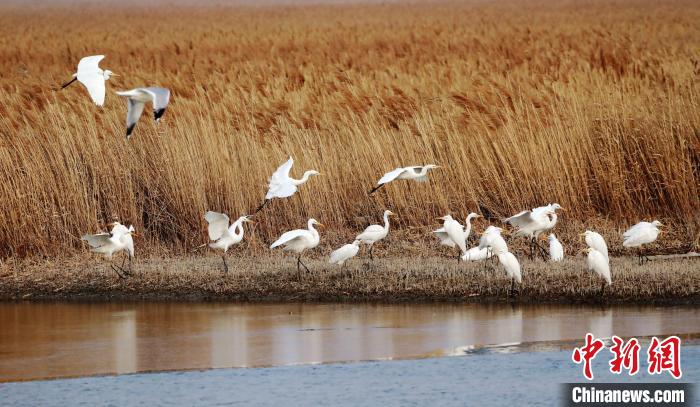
left=81, top=222, right=135, bottom=278
left=369, top=164, right=440, bottom=194
left=256, top=157, right=320, bottom=213
left=356, top=210, right=395, bottom=261
left=461, top=246, right=493, bottom=261
left=504, top=203, right=563, bottom=259
left=61, top=55, right=117, bottom=106
left=115, top=87, right=171, bottom=138
left=623, top=220, right=663, bottom=264
left=204, top=211, right=253, bottom=273
left=433, top=212, right=480, bottom=262
left=270, top=218, right=323, bottom=273
left=581, top=230, right=608, bottom=260
left=478, top=226, right=509, bottom=255
left=548, top=233, right=564, bottom=262
left=329, top=240, right=361, bottom=267
left=584, top=247, right=611, bottom=292
left=496, top=251, right=522, bottom=296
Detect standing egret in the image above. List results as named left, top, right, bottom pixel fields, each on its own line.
left=270, top=218, right=323, bottom=274
left=504, top=203, right=563, bottom=259
left=623, top=220, right=663, bottom=264
left=61, top=55, right=117, bottom=106
left=204, top=211, right=252, bottom=273
left=256, top=157, right=320, bottom=213
left=581, top=230, right=608, bottom=260
left=356, top=210, right=395, bottom=261
left=368, top=165, right=440, bottom=194
left=329, top=240, right=361, bottom=267
left=115, top=87, right=171, bottom=138
left=81, top=222, right=135, bottom=278
left=548, top=233, right=564, bottom=262
left=433, top=212, right=480, bottom=262
left=583, top=247, right=611, bottom=293
left=496, top=251, right=522, bottom=296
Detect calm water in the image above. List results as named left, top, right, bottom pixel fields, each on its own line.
left=1, top=302, right=698, bottom=382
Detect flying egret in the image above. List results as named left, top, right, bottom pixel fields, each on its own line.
left=496, top=251, right=522, bottom=296
left=583, top=247, right=611, bottom=292
left=433, top=212, right=480, bottom=262
left=256, top=157, right=321, bottom=213
left=504, top=203, right=563, bottom=259
left=329, top=240, right=361, bottom=267
left=548, top=233, right=564, bottom=262
left=356, top=210, right=395, bottom=261
left=368, top=165, right=440, bottom=194
left=81, top=222, right=135, bottom=278
left=270, top=218, right=323, bottom=274
left=115, top=87, right=171, bottom=138
left=623, top=220, right=663, bottom=264
left=61, top=55, right=117, bottom=106
left=204, top=211, right=252, bottom=273
left=461, top=246, right=493, bottom=261
left=581, top=230, right=608, bottom=260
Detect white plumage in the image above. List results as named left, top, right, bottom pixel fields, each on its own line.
left=497, top=251, right=522, bottom=284
left=585, top=248, right=611, bottom=285
left=329, top=240, right=361, bottom=266
left=478, top=226, right=508, bottom=255
left=461, top=246, right=493, bottom=261
left=622, top=220, right=662, bottom=248
left=356, top=210, right=395, bottom=261
left=582, top=230, right=608, bottom=260
left=256, top=157, right=320, bottom=213
left=271, top=218, right=323, bottom=273
left=204, top=211, right=251, bottom=252
left=433, top=212, right=480, bottom=257
left=62, top=55, right=116, bottom=106
left=81, top=222, right=135, bottom=259
left=504, top=203, right=563, bottom=239
left=548, top=233, right=564, bottom=262
left=369, top=164, right=439, bottom=193
left=115, top=87, right=171, bottom=138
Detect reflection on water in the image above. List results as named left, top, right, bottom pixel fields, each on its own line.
left=0, top=302, right=697, bottom=382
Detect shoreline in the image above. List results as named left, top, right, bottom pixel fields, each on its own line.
left=1, top=255, right=698, bottom=304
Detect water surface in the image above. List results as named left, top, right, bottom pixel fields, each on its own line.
left=0, top=302, right=698, bottom=382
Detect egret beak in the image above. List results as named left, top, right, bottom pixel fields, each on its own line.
left=316, top=223, right=325, bottom=228
left=130, top=232, right=138, bottom=237
left=111, top=73, right=121, bottom=77
left=388, top=211, right=396, bottom=216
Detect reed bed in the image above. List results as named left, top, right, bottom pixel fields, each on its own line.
left=1, top=254, right=697, bottom=303
left=0, top=0, right=699, bottom=259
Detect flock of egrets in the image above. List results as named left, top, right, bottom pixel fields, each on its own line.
left=66, top=55, right=665, bottom=293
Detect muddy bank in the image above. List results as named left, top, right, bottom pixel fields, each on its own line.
left=0, top=255, right=698, bottom=304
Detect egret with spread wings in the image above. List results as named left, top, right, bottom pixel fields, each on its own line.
left=115, top=87, right=171, bottom=138
left=504, top=203, right=563, bottom=259
left=369, top=164, right=439, bottom=194
left=81, top=222, right=135, bottom=278
left=270, top=218, right=323, bottom=274
left=204, top=211, right=253, bottom=273
left=256, top=157, right=320, bottom=213
left=61, top=55, right=117, bottom=106
left=433, top=212, right=480, bottom=262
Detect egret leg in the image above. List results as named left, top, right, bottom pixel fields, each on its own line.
left=456, top=250, right=460, bottom=264
left=509, top=278, right=516, bottom=298
left=369, top=245, right=374, bottom=261
left=254, top=199, right=271, bottom=214
left=296, top=255, right=301, bottom=274
left=127, top=255, right=133, bottom=276
left=299, top=256, right=311, bottom=273
left=60, top=77, right=77, bottom=89
left=368, top=184, right=385, bottom=195
left=600, top=281, right=606, bottom=297
left=222, top=254, right=229, bottom=273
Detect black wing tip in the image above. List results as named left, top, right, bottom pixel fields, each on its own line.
left=154, top=108, right=166, bottom=121
left=126, top=124, right=136, bottom=138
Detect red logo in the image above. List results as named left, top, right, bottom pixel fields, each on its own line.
left=572, top=333, right=606, bottom=380
left=647, top=336, right=682, bottom=379
left=609, top=336, right=640, bottom=375
left=572, top=334, right=682, bottom=380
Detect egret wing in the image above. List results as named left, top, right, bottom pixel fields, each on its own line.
left=266, top=157, right=297, bottom=199
left=433, top=228, right=455, bottom=248
left=504, top=210, right=534, bottom=228
left=77, top=72, right=106, bottom=106
left=77, top=55, right=104, bottom=72
left=270, top=229, right=309, bottom=249
left=144, top=87, right=171, bottom=121
left=125, top=98, right=146, bottom=136
left=377, top=167, right=405, bottom=185
left=204, top=211, right=230, bottom=241
left=81, top=233, right=112, bottom=248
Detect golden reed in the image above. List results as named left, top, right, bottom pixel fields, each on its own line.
left=0, top=1, right=698, bottom=258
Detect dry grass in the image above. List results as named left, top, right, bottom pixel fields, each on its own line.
left=0, top=0, right=699, bottom=259
left=1, top=254, right=698, bottom=303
